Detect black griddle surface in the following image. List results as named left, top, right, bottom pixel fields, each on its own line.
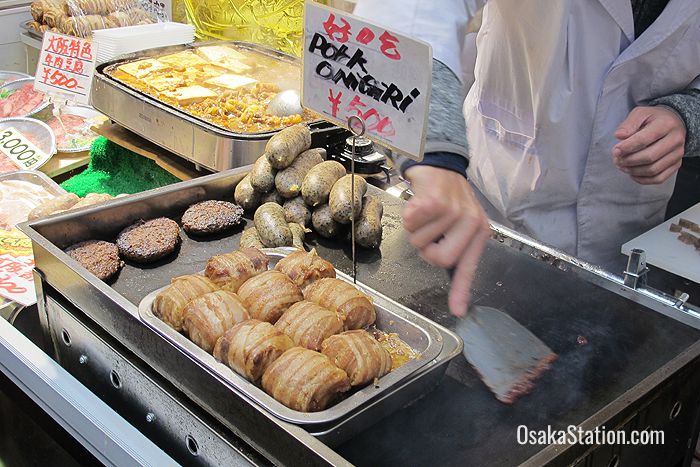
left=107, top=192, right=700, bottom=466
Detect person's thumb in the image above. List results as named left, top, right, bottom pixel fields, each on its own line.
left=615, top=107, right=650, bottom=140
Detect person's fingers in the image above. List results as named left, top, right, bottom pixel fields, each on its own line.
left=625, top=148, right=684, bottom=178
left=613, top=122, right=666, bottom=157
left=614, top=107, right=650, bottom=140
left=408, top=207, right=459, bottom=249
left=631, top=160, right=682, bottom=185
left=448, top=220, right=490, bottom=317
left=615, top=133, right=678, bottom=168
left=402, top=197, right=443, bottom=232
left=421, top=212, right=482, bottom=269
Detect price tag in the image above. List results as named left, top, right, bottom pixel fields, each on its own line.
left=0, top=127, right=51, bottom=170
left=34, top=31, right=98, bottom=106
left=0, top=229, right=36, bottom=306
left=302, top=1, right=432, bottom=161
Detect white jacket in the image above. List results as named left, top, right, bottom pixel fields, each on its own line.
left=354, top=0, right=700, bottom=266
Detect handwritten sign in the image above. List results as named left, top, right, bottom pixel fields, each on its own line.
left=35, top=32, right=97, bottom=105
left=0, top=229, right=36, bottom=306
left=0, top=127, right=51, bottom=170
left=302, top=2, right=431, bottom=160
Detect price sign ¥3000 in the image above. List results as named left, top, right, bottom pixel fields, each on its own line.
left=0, top=127, right=51, bottom=170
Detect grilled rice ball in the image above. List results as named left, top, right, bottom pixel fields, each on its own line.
left=65, top=240, right=124, bottom=281
left=181, top=200, right=244, bottom=235
left=116, top=217, right=181, bottom=263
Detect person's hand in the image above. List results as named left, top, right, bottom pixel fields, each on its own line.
left=402, top=165, right=490, bottom=317
left=613, top=106, right=686, bottom=185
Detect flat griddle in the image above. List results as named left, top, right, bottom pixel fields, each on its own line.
left=22, top=167, right=700, bottom=465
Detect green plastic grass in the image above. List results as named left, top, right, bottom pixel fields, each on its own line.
left=60, top=137, right=181, bottom=197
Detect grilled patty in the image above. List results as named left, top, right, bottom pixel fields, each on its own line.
left=116, top=217, right=181, bottom=263
left=181, top=200, right=244, bottom=235
left=65, top=240, right=124, bottom=281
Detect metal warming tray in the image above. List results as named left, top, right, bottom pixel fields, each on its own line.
left=20, top=168, right=461, bottom=458
left=138, top=247, right=446, bottom=426
left=90, top=41, right=337, bottom=172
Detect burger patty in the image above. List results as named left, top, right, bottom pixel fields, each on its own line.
left=65, top=240, right=124, bottom=281
left=117, top=217, right=181, bottom=263
left=181, top=200, right=244, bottom=235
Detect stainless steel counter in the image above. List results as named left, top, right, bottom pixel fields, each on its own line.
left=9, top=166, right=700, bottom=466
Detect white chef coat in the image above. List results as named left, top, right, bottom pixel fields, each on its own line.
left=353, top=0, right=700, bottom=266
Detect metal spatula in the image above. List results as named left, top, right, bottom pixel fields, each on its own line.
left=455, top=305, right=557, bottom=404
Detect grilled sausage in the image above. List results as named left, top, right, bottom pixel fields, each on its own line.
left=205, top=247, right=269, bottom=291
left=274, top=301, right=343, bottom=351
left=275, top=148, right=325, bottom=198
left=265, top=124, right=312, bottom=169
left=303, top=278, right=376, bottom=330
left=261, top=347, right=351, bottom=412
left=28, top=193, right=80, bottom=220
left=234, top=174, right=262, bottom=211
left=153, top=275, right=219, bottom=331
left=250, top=155, right=277, bottom=193
left=183, top=290, right=250, bottom=352
left=301, top=160, right=346, bottom=207
left=274, top=248, right=335, bottom=290
left=283, top=196, right=311, bottom=226
left=354, top=195, right=383, bottom=248
left=260, top=189, right=284, bottom=206
left=321, top=330, right=392, bottom=386
left=311, top=204, right=343, bottom=238
left=70, top=193, right=113, bottom=210
left=254, top=202, right=292, bottom=247
left=237, top=270, right=303, bottom=323
left=214, top=319, right=294, bottom=381
left=329, top=175, right=367, bottom=224
left=239, top=227, right=265, bottom=249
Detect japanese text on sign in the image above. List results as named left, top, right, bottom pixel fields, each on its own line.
left=35, top=32, right=97, bottom=105
left=302, top=2, right=431, bottom=160
left=0, top=229, right=36, bottom=306
left=0, top=127, right=51, bottom=170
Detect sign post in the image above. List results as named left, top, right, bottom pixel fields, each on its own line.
left=302, top=1, right=432, bottom=161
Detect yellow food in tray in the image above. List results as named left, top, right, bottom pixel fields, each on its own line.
left=164, top=85, right=218, bottom=105
left=157, top=51, right=211, bottom=69
left=197, top=45, right=247, bottom=62
left=204, top=74, right=257, bottom=91
left=148, top=75, right=185, bottom=92
left=118, top=58, right=170, bottom=79
left=106, top=44, right=314, bottom=133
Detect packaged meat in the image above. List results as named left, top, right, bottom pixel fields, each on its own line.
left=0, top=170, right=65, bottom=229
left=42, top=106, right=106, bottom=152
left=0, top=117, right=57, bottom=172
left=0, top=71, right=31, bottom=87
left=0, top=78, right=49, bottom=118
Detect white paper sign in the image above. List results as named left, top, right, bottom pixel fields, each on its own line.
left=302, top=1, right=432, bottom=161
left=35, top=32, right=97, bottom=106
left=0, top=127, right=51, bottom=170
left=0, top=229, right=37, bottom=307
